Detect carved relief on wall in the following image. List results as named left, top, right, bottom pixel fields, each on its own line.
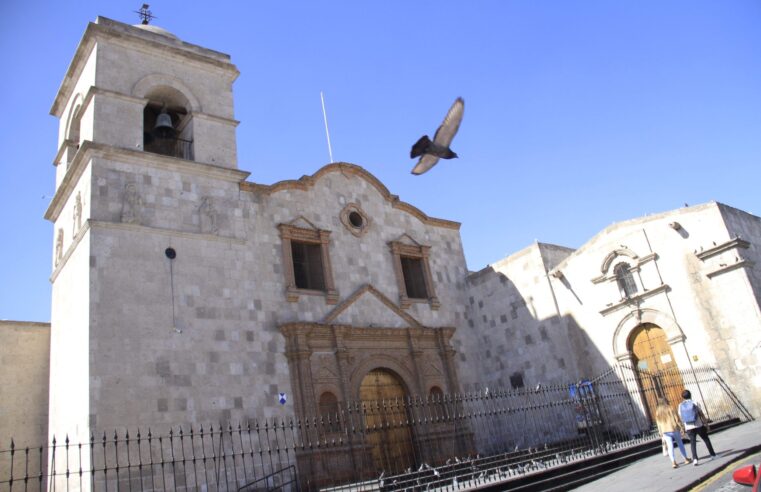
left=55, top=229, right=64, bottom=266
left=73, top=192, right=83, bottom=235
left=121, top=183, right=142, bottom=224
left=199, top=196, right=219, bottom=234
left=313, top=354, right=340, bottom=382
left=422, top=355, right=445, bottom=378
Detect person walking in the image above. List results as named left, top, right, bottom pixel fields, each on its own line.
left=679, top=389, right=717, bottom=465
left=655, top=399, right=691, bottom=468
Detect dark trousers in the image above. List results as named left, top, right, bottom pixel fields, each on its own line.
left=687, top=426, right=716, bottom=459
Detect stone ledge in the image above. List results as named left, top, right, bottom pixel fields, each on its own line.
left=599, top=283, right=670, bottom=316
left=706, top=259, right=754, bottom=279
left=696, top=237, right=750, bottom=261
left=45, top=141, right=250, bottom=222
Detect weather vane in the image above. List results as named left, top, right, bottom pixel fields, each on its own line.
left=135, top=4, right=156, bottom=25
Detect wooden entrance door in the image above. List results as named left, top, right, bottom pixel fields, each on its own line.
left=359, top=369, right=416, bottom=474
left=629, top=323, right=684, bottom=421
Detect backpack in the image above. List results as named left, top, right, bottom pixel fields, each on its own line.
left=679, top=400, right=698, bottom=424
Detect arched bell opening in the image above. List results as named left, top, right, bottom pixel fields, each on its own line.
left=65, top=105, right=82, bottom=168
left=142, top=86, right=194, bottom=160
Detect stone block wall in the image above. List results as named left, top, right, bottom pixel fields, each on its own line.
left=457, top=243, right=581, bottom=393
left=0, top=321, right=50, bottom=446
left=461, top=203, right=761, bottom=420
left=56, top=156, right=469, bottom=436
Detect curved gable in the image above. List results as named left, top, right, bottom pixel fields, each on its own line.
left=240, top=162, right=461, bottom=230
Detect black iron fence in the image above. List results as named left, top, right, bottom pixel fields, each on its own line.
left=1, top=365, right=751, bottom=491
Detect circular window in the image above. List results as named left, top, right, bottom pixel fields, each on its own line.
left=348, top=211, right=364, bottom=228
left=340, top=204, right=370, bottom=237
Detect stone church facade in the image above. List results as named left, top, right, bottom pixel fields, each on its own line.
left=2, top=17, right=761, bottom=457
left=462, top=202, right=761, bottom=419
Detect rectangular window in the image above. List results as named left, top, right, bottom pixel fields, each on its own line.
left=278, top=223, right=338, bottom=304
left=401, top=256, right=428, bottom=299
left=291, top=241, right=325, bottom=291
left=389, top=240, right=439, bottom=310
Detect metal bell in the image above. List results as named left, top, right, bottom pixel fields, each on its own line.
left=153, top=108, right=175, bottom=139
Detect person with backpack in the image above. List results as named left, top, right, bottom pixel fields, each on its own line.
left=679, top=389, right=717, bottom=465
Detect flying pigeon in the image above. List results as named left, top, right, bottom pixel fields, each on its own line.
left=410, top=97, right=464, bottom=175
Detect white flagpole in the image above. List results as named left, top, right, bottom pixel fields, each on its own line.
left=320, top=91, right=335, bottom=163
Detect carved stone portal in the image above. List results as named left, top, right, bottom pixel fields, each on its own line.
left=279, top=322, right=467, bottom=485
left=279, top=322, right=459, bottom=416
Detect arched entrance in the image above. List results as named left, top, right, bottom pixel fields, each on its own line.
left=629, top=323, right=685, bottom=421
left=359, top=368, right=416, bottom=474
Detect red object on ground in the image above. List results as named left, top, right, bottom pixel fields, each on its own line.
left=732, top=464, right=759, bottom=491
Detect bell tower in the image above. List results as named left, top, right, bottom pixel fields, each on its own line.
left=44, top=16, right=244, bottom=443
left=49, top=16, right=239, bottom=182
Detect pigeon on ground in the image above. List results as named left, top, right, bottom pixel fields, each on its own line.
left=410, top=97, right=464, bottom=175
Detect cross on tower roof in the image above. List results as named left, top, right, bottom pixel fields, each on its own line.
left=135, top=4, right=156, bottom=25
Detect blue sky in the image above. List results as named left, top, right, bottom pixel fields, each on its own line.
left=1, top=1, right=760, bottom=322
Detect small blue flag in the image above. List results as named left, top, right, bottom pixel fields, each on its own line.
left=278, top=393, right=287, bottom=405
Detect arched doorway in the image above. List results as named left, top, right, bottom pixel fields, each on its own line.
left=629, top=323, right=684, bottom=421
left=359, top=368, right=416, bottom=474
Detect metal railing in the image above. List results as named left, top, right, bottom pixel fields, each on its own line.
left=0, top=365, right=750, bottom=491
left=144, top=136, right=193, bottom=161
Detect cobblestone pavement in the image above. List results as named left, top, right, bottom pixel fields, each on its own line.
left=571, top=421, right=761, bottom=492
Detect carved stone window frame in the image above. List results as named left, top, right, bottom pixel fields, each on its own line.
left=279, top=223, right=339, bottom=304
left=389, top=241, right=439, bottom=310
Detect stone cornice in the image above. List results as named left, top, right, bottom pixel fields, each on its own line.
left=53, top=139, right=77, bottom=166
left=706, top=259, right=754, bottom=279
left=52, top=17, right=238, bottom=117
left=191, top=112, right=240, bottom=127
left=46, top=142, right=92, bottom=222
left=696, top=237, right=750, bottom=261
left=240, top=163, right=461, bottom=231
left=45, top=141, right=249, bottom=222
left=667, top=333, right=687, bottom=344
left=598, top=283, right=670, bottom=316
left=84, top=85, right=147, bottom=109
left=279, top=322, right=454, bottom=341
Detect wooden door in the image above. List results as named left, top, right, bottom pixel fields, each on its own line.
left=359, top=369, right=416, bottom=474
left=629, top=323, right=684, bottom=421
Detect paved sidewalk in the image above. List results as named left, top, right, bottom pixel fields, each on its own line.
left=571, top=420, right=761, bottom=492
